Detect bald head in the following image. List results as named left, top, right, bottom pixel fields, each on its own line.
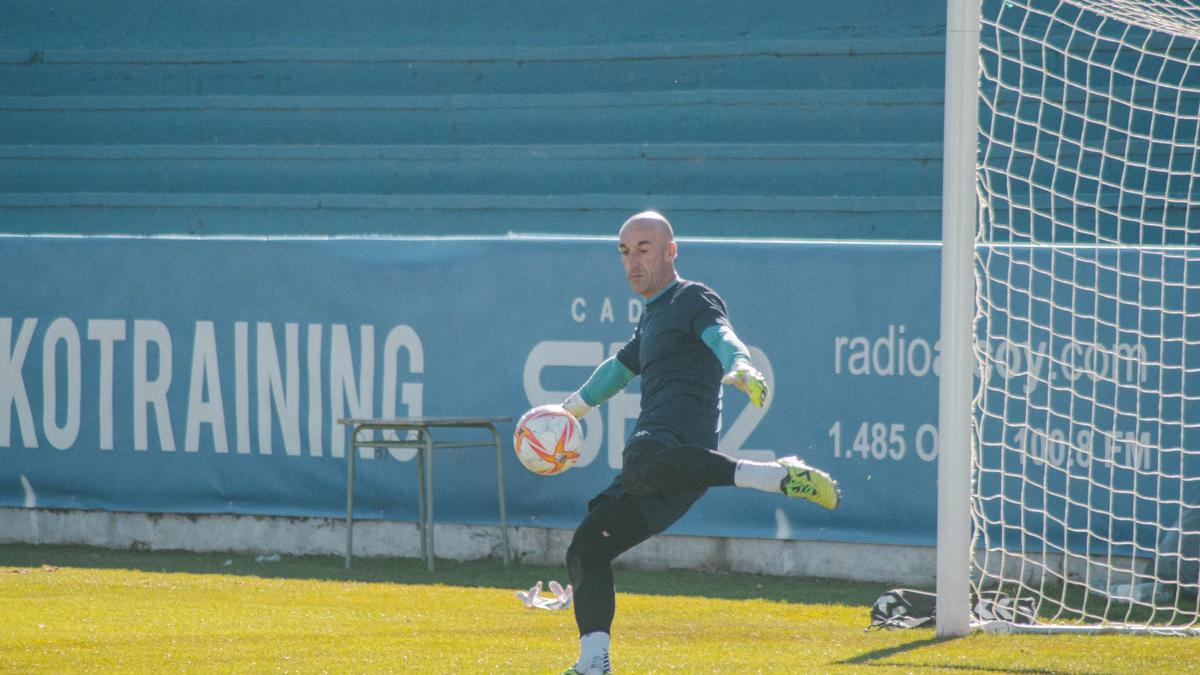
left=619, top=210, right=675, bottom=242
left=618, top=210, right=679, bottom=299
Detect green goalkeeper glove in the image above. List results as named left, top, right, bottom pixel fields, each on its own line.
left=722, top=362, right=767, bottom=407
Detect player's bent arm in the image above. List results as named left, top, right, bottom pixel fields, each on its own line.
left=700, top=324, right=751, bottom=372
left=701, top=324, right=768, bottom=407
left=562, top=356, right=636, bottom=418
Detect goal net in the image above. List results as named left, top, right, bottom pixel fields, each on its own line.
left=973, top=0, right=1200, bottom=633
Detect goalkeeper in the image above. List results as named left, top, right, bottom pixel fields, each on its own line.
left=559, top=211, right=841, bottom=675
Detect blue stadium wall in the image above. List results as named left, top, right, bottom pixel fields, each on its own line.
left=0, top=2, right=956, bottom=556
left=0, top=0, right=946, bottom=238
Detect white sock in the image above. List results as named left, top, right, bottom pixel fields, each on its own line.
left=733, top=459, right=787, bottom=494
left=575, top=631, right=611, bottom=674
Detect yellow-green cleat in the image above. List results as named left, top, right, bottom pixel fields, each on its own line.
left=779, top=456, right=841, bottom=509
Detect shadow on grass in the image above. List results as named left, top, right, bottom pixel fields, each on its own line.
left=839, top=635, right=1103, bottom=675
left=0, top=543, right=888, bottom=606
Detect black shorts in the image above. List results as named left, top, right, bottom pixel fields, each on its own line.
left=588, top=431, right=707, bottom=535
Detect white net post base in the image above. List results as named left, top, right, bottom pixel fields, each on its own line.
left=971, top=0, right=1200, bottom=634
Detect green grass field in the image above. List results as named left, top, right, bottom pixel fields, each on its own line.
left=0, top=544, right=1196, bottom=673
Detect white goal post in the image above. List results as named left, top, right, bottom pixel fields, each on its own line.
left=939, top=0, right=1200, bottom=636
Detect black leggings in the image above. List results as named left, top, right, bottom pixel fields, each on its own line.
left=620, top=441, right=737, bottom=497
left=566, top=441, right=737, bottom=635
left=566, top=495, right=651, bottom=636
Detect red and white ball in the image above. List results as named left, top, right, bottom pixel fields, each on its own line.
left=513, top=404, right=583, bottom=475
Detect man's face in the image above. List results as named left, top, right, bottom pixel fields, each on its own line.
left=618, top=221, right=676, bottom=298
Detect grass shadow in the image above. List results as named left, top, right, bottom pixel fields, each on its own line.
left=0, top=543, right=889, bottom=606
left=840, top=634, right=1106, bottom=674
left=840, top=629, right=1108, bottom=672
left=837, top=635, right=949, bottom=666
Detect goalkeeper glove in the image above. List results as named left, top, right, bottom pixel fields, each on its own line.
left=722, top=361, right=768, bottom=407
left=515, top=580, right=573, bottom=610
left=561, top=391, right=592, bottom=419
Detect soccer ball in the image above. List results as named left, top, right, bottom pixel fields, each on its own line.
left=513, top=404, right=583, bottom=476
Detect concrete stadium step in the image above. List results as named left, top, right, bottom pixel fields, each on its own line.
left=0, top=192, right=940, bottom=238
left=0, top=39, right=946, bottom=96
left=0, top=3, right=948, bottom=240
left=0, top=89, right=945, bottom=145
left=0, top=1, right=947, bottom=51
left=0, top=143, right=943, bottom=197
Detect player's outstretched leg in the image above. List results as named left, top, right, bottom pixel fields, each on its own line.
left=617, top=439, right=842, bottom=509
left=733, top=456, right=841, bottom=509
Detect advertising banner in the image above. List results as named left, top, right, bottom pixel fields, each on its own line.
left=0, top=236, right=944, bottom=545
left=976, top=246, right=1200, bottom=556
